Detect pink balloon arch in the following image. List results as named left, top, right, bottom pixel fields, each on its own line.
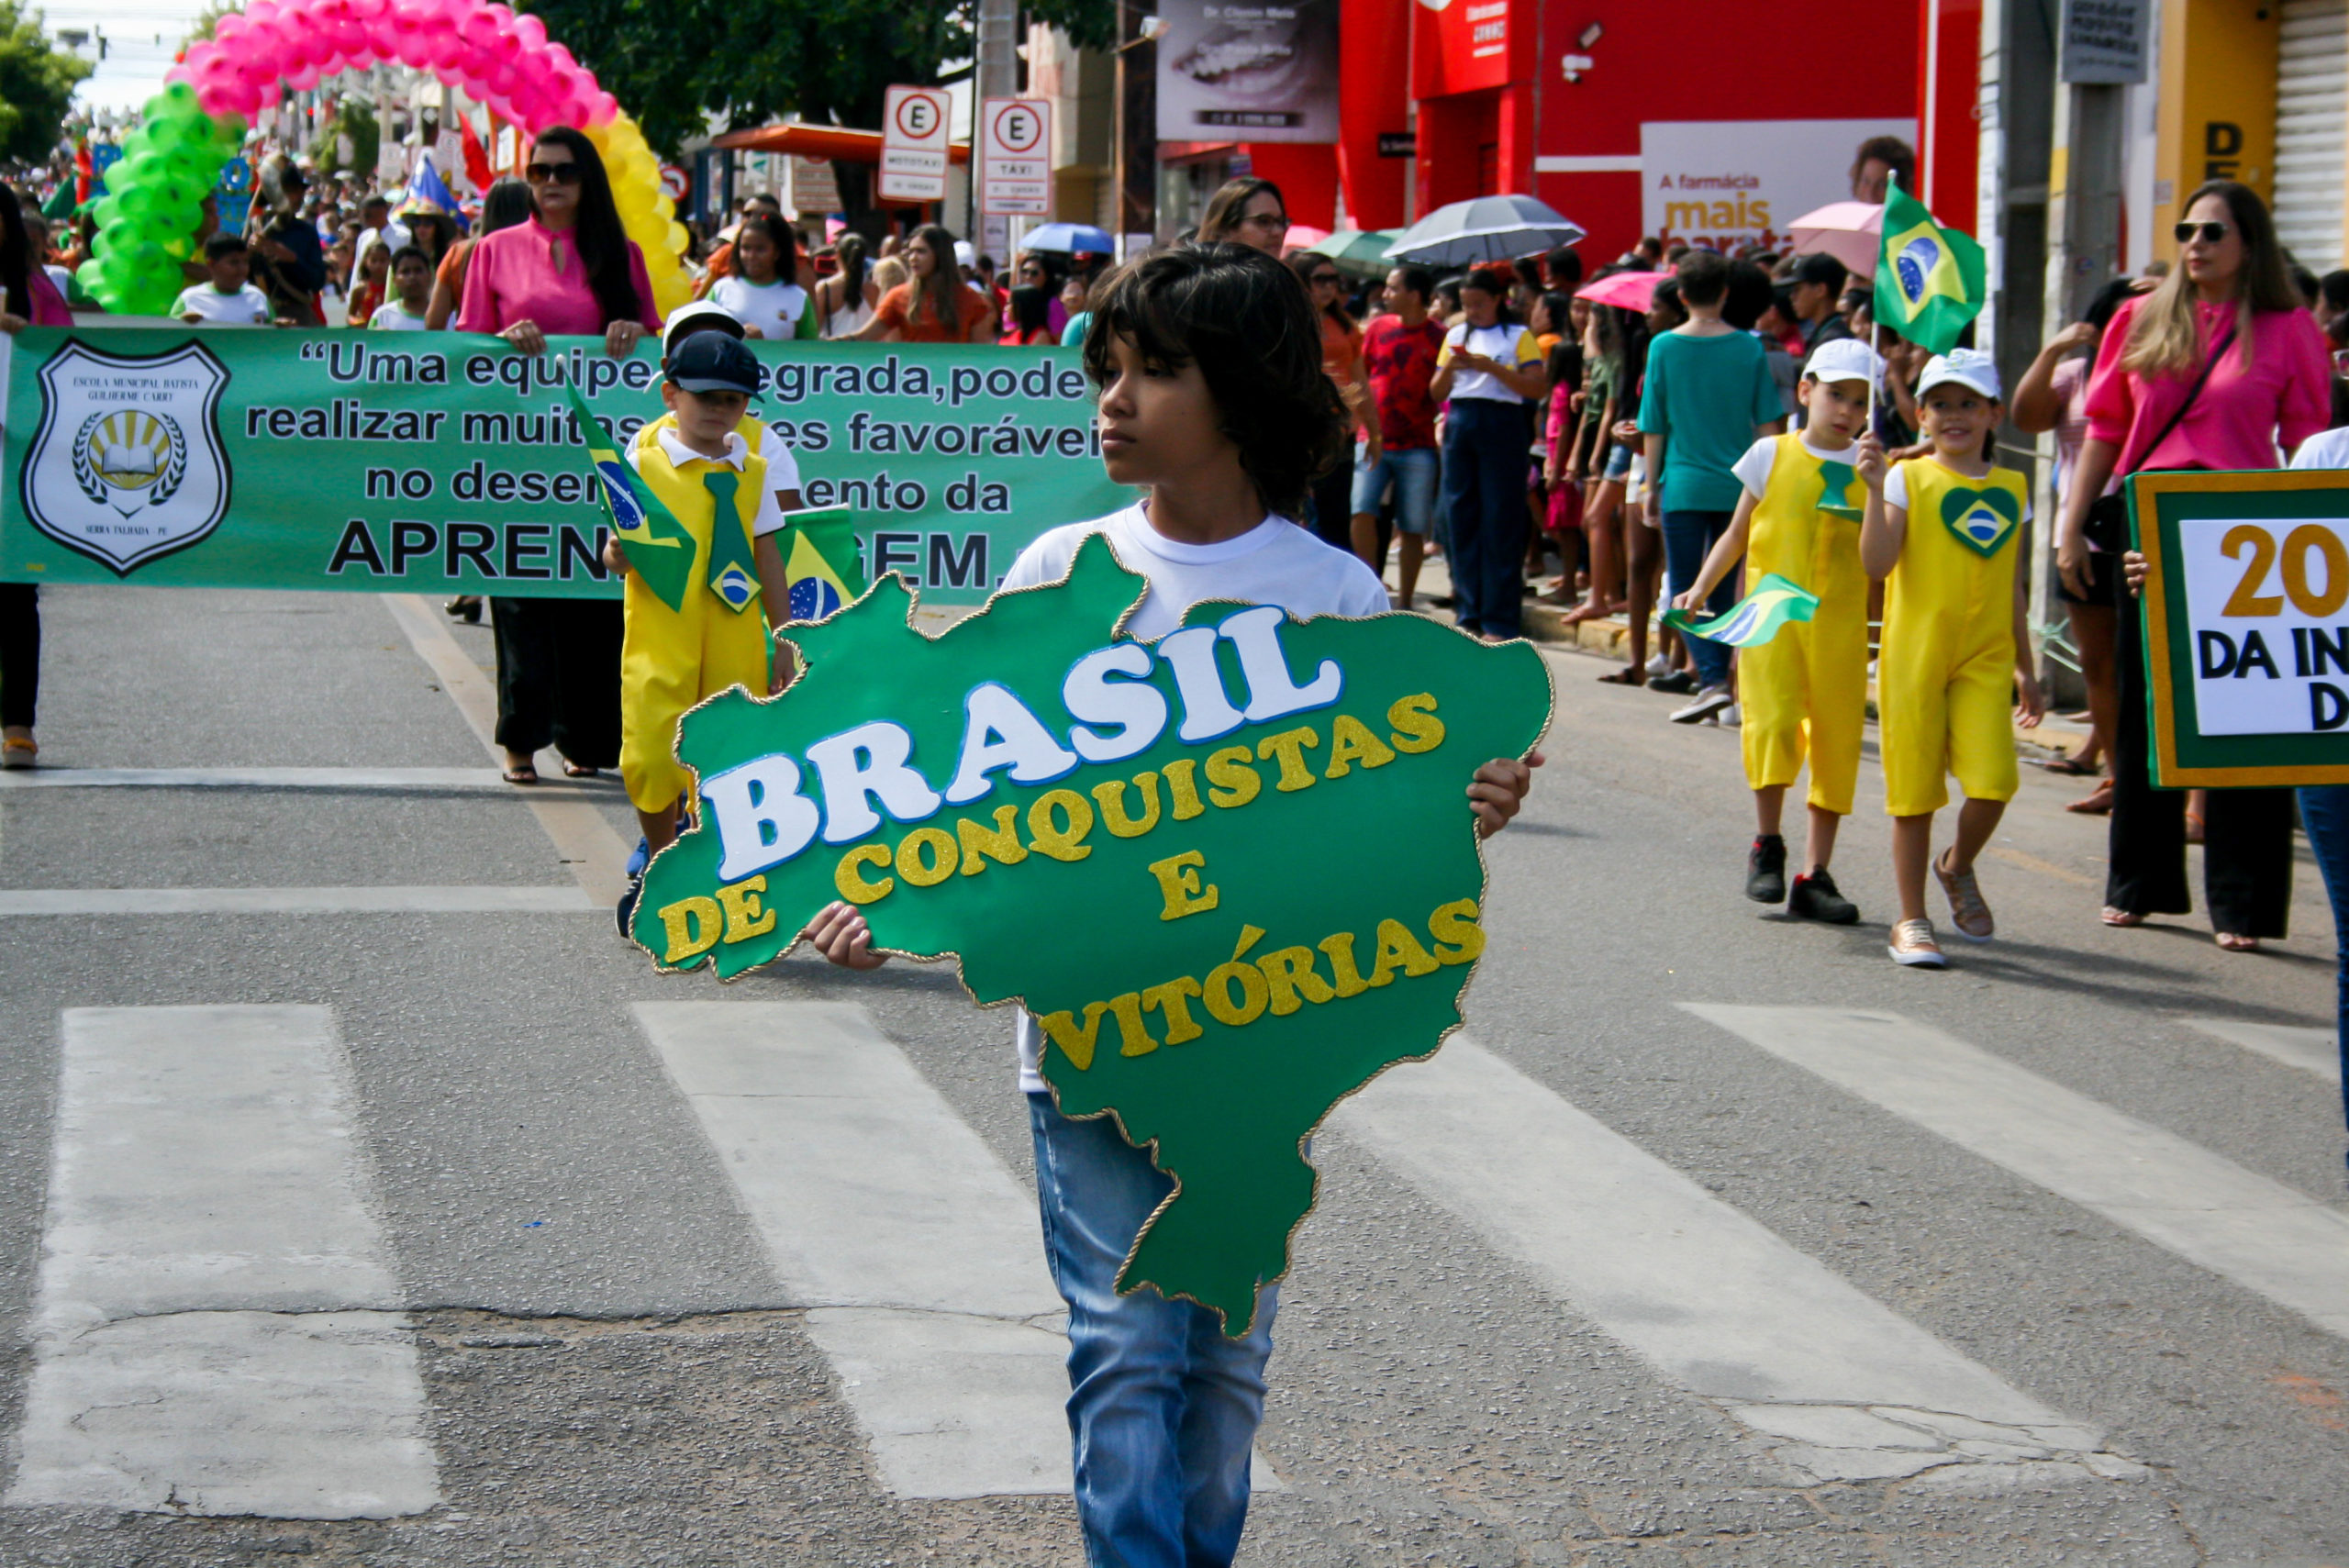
left=169, top=0, right=691, bottom=314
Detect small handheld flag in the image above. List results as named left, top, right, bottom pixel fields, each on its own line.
left=1661, top=573, right=1820, bottom=649
left=1873, top=178, right=1987, bottom=357
left=780, top=507, right=869, bottom=623
left=562, top=378, right=697, bottom=614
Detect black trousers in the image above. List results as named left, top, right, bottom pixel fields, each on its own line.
left=490, top=596, right=622, bottom=768
left=1308, top=462, right=1355, bottom=551
left=0, top=583, right=37, bottom=729
left=2107, top=572, right=2295, bottom=935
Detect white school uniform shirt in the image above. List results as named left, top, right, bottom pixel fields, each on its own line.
left=996, top=503, right=1390, bottom=1092
left=172, top=282, right=273, bottom=324
left=623, top=427, right=792, bottom=537
left=709, top=275, right=810, bottom=340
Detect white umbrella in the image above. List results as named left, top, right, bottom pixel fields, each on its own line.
left=1383, top=195, right=1586, bottom=268
left=1785, top=200, right=1883, bottom=276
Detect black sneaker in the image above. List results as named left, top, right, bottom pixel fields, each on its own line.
left=1787, top=868, right=1860, bottom=924
left=616, top=873, right=642, bottom=939
left=1651, top=670, right=1698, bottom=695
left=1745, top=835, right=1787, bottom=903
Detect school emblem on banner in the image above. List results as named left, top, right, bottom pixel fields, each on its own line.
left=20, top=339, right=231, bottom=574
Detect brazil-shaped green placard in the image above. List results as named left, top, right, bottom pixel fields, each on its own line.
left=631, top=532, right=1553, bottom=1331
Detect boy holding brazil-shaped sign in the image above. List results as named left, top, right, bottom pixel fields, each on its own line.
left=801, top=245, right=1542, bottom=1568
left=1858, top=349, right=2046, bottom=968
left=1669, top=337, right=1883, bottom=927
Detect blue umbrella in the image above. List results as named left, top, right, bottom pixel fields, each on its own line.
left=1383, top=195, right=1586, bottom=268
left=1019, top=222, right=1116, bottom=255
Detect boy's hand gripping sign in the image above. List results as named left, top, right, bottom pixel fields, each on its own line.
left=629, top=535, right=1553, bottom=1332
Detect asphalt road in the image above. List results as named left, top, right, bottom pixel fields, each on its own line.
left=0, top=583, right=2343, bottom=1568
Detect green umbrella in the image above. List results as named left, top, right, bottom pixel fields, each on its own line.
left=1307, top=229, right=1401, bottom=280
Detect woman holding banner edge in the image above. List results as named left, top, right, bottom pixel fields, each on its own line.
left=2054, top=181, right=2329, bottom=951
left=456, top=127, right=662, bottom=785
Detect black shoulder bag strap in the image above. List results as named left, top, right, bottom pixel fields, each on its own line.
left=2090, top=321, right=2238, bottom=550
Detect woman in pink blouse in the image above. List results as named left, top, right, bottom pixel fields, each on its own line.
left=456, top=128, right=662, bottom=786
left=1, top=185, right=70, bottom=770
left=2054, top=180, right=2330, bottom=951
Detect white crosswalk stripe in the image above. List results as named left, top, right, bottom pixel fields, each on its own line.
left=2185, top=1018, right=2343, bottom=1084
left=0, top=886, right=601, bottom=916
left=1685, top=1006, right=2349, bottom=1341
left=6, top=1006, right=439, bottom=1519
left=1333, top=1038, right=2136, bottom=1485
left=632, top=1000, right=1074, bottom=1500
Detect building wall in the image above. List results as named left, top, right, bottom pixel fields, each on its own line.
left=2152, top=0, right=2279, bottom=257
left=1399, top=0, right=1920, bottom=260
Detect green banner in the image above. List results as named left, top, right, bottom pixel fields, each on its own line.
left=0, top=328, right=1129, bottom=604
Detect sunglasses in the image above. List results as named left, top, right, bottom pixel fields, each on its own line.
left=526, top=161, right=584, bottom=185
left=2174, top=219, right=2231, bottom=244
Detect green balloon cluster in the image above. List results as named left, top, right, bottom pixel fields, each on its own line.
left=76, top=83, right=248, bottom=318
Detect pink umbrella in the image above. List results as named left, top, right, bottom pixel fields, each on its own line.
left=1575, top=271, right=1662, bottom=313
left=1786, top=200, right=1882, bottom=275
left=1281, top=225, right=1334, bottom=251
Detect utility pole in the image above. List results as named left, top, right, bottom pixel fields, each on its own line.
left=974, top=0, right=1018, bottom=260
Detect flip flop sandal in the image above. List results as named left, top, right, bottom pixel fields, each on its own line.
left=1935, top=851, right=1996, bottom=942
left=502, top=766, right=539, bottom=785
left=2100, top=906, right=2144, bottom=927
left=1597, top=667, right=1645, bottom=685
left=2215, top=931, right=2261, bottom=952
left=2039, top=754, right=2099, bottom=776
left=562, top=762, right=602, bottom=779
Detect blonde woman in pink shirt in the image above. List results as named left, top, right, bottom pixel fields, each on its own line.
left=2056, top=180, right=2331, bottom=950
left=457, top=127, right=662, bottom=786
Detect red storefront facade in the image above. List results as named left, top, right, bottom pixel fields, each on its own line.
left=1214, top=0, right=1980, bottom=263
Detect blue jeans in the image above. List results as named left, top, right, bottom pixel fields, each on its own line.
left=1661, top=508, right=1736, bottom=687
left=1442, top=398, right=1531, bottom=636
left=1352, top=445, right=1440, bottom=534
left=1030, top=1093, right=1277, bottom=1568
left=2296, top=786, right=2349, bottom=1166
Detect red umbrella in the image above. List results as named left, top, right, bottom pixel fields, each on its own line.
left=1575, top=271, right=1662, bottom=313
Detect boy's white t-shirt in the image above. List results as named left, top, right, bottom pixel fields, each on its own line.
left=173, top=282, right=273, bottom=324
left=1730, top=433, right=1862, bottom=500
left=998, top=503, right=1391, bottom=1092
left=2289, top=428, right=2349, bottom=470
left=369, top=300, right=429, bottom=330
left=710, top=275, right=810, bottom=341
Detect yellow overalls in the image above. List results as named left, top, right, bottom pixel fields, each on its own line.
left=618, top=416, right=774, bottom=815
left=1878, top=456, right=2029, bottom=817
left=1740, top=434, right=1870, bottom=817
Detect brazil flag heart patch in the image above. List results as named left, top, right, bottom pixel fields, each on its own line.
left=1940, top=484, right=2020, bottom=558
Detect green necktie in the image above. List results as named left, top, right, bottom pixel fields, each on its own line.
left=701, top=469, right=760, bottom=614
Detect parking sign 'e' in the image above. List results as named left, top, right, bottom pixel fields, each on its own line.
left=879, top=85, right=952, bottom=204
left=981, top=97, right=1053, bottom=217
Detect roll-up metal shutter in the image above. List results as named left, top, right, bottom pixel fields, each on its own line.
left=2275, top=0, right=2348, bottom=272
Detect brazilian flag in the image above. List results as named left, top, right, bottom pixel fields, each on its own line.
left=1873, top=178, right=1987, bottom=357
left=780, top=507, right=869, bottom=623
left=562, top=379, right=697, bottom=614
left=1661, top=573, right=1820, bottom=648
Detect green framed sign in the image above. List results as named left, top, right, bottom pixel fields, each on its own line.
left=2129, top=468, right=2349, bottom=786
left=0, top=328, right=1128, bottom=605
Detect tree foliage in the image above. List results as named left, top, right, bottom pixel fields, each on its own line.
left=518, top=0, right=1115, bottom=161
left=0, top=0, right=91, bottom=163
left=182, top=0, right=243, bottom=47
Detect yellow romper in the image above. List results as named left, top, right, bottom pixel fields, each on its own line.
left=1739, top=433, right=1870, bottom=816
left=618, top=416, right=774, bottom=814
left=1878, top=456, right=2028, bottom=817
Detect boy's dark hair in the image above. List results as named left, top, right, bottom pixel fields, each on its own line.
left=2323, top=268, right=2349, bottom=314
left=2291, top=261, right=2321, bottom=310
left=1675, top=249, right=1731, bottom=306
left=1794, top=251, right=1847, bottom=291
left=1388, top=263, right=1434, bottom=305
left=1082, top=242, right=1346, bottom=521
left=205, top=231, right=249, bottom=261
left=2080, top=274, right=2139, bottom=333
left=1720, top=259, right=1773, bottom=330
left=1544, top=245, right=1584, bottom=287
left=389, top=245, right=429, bottom=273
